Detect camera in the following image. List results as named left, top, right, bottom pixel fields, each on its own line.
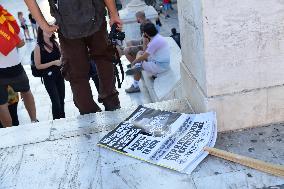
left=109, top=23, right=125, bottom=43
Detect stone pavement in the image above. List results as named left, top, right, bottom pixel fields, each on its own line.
left=0, top=99, right=283, bottom=189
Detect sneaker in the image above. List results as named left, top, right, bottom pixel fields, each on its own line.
left=126, top=65, right=143, bottom=75
left=31, top=119, right=39, bottom=123
left=125, top=85, right=140, bottom=93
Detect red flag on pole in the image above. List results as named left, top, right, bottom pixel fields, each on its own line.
left=0, top=5, right=21, bottom=56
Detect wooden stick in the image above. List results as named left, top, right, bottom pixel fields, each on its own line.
left=204, top=147, right=284, bottom=177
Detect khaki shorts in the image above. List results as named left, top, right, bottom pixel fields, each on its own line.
left=142, top=61, right=168, bottom=76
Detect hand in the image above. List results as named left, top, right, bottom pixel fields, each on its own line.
left=143, top=36, right=150, bottom=45
left=42, top=23, right=59, bottom=33
left=109, top=14, right=123, bottom=31
left=54, top=60, right=62, bottom=66
left=16, top=39, right=25, bottom=48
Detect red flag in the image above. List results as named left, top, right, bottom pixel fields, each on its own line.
left=0, top=5, right=21, bottom=56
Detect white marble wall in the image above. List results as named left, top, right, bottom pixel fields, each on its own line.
left=178, top=0, right=207, bottom=94
left=203, top=0, right=284, bottom=96
left=178, top=0, right=284, bottom=131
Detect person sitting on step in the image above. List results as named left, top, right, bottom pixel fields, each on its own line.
left=123, top=11, right=152, bottom=66
left=125, top=23, right=170, bottom=93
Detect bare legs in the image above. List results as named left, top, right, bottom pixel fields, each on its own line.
left=21, top=90, right=37, bottom=122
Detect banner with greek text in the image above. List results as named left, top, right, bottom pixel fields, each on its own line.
left=98, top=106, right=217, bottom=174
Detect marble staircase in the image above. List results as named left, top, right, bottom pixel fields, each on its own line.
left=0, top=98, right=193, bottom=149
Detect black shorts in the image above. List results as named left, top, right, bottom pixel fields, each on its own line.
left=21, top=25, right=28, bottom=30
left=0, top=67, right=30, bottom=105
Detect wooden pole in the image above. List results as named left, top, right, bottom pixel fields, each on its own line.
left=204, top=147, right=284, bottom=177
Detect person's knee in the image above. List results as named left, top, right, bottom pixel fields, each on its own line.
left=124, top=47, right=130, bottom=55
left=124, top=48, right=136, bottom=60
left=137, top=50, right=144, bottom=56
left=21, top=90, right=33, bottom=98
left=136, top=50, right=144, bottom=58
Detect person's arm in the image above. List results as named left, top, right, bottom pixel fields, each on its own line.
left=34, top=45, right=60, bottom=70
left=24, top=0, right=58, bottom=32
left=16, top=39, right=25, bottom=48
left=132, top=52, right=149, bottom=65
left=104, top=0, right=123, bottom=28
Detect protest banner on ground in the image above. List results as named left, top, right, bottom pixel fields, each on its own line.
left=98, top=106, right=217, bottom=174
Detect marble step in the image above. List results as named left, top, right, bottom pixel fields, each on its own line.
left=0, top=98, right=193, bottom=149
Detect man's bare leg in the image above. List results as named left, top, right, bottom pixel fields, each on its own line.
left=0, top=104, right=12, bottom=127
left=134, top=71, right=141, bottom=81
left=21, top=90, right=37, bottom=122
left=124, top=47, right=136, bottom=63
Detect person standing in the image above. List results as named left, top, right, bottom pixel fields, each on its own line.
left=163, top=0, right=171, bottom=19
left=33, top=27, right=65, bottom=120
left=25, top=0, right=122, bottom=114
left=0, top=5, right=38, bottom=127
left=17, top=11, right=32, bottom=40
left=29, top=12, right=37, bottom=38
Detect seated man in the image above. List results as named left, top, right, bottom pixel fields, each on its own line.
left=125, top=23, right=170, bottom=93
left=170, top=28, right=181, bottom=48
left=123, top=11, right=152, bottom=64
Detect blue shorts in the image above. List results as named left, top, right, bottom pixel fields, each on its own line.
left=163, top=3, right=170, bottom=11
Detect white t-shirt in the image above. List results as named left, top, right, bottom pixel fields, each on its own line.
left=146, top=34, right=170, bottom=69
left=0, top=32, right=24, bottom=68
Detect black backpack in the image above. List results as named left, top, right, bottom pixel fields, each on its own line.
left=30, top=50, right=45, bottom=77
left=48, top=0, right=106, bottom=39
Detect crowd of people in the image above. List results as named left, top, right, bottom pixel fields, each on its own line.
left=0, top=0, right=180, bottom=128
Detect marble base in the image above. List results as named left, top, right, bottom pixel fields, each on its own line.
left=181, top=63, right=284, bottom=131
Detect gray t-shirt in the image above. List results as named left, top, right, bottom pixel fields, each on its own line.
left=146, top=34, right=170, bottom=69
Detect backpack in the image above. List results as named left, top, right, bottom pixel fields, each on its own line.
left=48, top=0, right=106, bottom=39
left=30, top=50, right=45, bottom=77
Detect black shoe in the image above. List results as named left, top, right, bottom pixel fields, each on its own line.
left=151, top=75, right=157, bottom=80
left=105, top=105, right=121, bottom=111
